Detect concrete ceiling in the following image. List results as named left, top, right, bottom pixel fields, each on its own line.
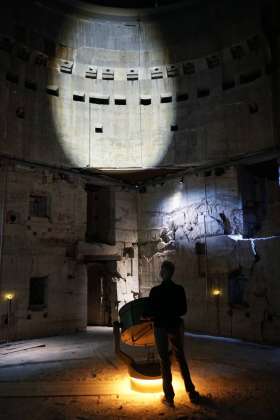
left=79, top=0, right=184, bottom=8
left=104, top=168, right=183, bottom=184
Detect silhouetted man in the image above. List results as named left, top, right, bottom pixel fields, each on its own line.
left=145, top=260, right=200, bottom=407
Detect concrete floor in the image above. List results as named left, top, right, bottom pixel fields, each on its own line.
left=0, top=327, right=279, bottom=420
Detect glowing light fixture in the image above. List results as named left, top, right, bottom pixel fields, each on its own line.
left=130, top=376, right=162, bottom=393
left=212, top=289, right=221, bottom=296
left=111, top=374, right=184, bottom=398
left=5, top=293, right=14, bottom=301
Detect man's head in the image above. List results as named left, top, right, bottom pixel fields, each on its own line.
left=160, top=260, right=175, bottom=281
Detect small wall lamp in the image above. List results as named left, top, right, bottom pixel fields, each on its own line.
left=4, top=293, right=14, bottom=301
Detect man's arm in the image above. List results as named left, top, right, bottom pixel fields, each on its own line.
left=176, top=285, right=187, bottom=317
left=142, top=287, right=156, bottom=320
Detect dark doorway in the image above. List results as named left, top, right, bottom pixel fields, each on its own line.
left=86, top=185, right=115, bottom=245
left=87, top=262, right=118, bottom=326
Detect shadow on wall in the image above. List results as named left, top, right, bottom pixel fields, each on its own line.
left=153, top=0, right=274, bottom=169
left=0, top=0, right=275, bottom=171
left=0, top=2, right=72, bottom=168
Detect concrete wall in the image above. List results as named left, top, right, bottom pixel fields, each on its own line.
left=0, top=163, right=88, bottom=340
left=0, top=164, right=139, bottom=340
left=0, top=0, right=279, bottom=343
left=138, top=168, right=280, bottom=344
left=1, top=161, right=279, bottom=343
left=115, top=191, right=139, bottom=307
left=77, top=189, right=139, bottom=308
left=0, top=0, right=277, bottom=169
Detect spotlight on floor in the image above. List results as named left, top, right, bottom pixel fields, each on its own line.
left=130, top=376, right=162, bottom=393
left=128, top=361, right=162, bottom=392
left=127, top=360, right=162, bottom=393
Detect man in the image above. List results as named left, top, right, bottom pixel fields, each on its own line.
left=145, top=260, right=200, bottom=408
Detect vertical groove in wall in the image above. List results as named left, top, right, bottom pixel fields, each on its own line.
left=204, top=180, right=209, bottom=299
left=89, top=101, right=91, bottom=167
left=137, top=17, right=143, bottom=168
left=0, top=164, right=8, bottom=297
left=136, top=190, right=141, bottom=296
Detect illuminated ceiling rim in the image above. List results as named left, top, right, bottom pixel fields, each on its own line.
left=79, top=0, right=186, bottom=8
left=50, top=0, right=205, bottom=18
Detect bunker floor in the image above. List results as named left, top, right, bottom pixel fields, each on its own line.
left=0, top=327, right=279, bottom=420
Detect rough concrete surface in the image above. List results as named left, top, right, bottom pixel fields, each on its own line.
left=0, top=1, right=275, bottom=169
left=0, top=327, right=279, bottom=420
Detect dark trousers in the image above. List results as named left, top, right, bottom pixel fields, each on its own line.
left=154, top=323, right=195, bottom=401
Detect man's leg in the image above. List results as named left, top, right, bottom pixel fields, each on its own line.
left=169, top=324, right=195, bottom=394
left=154, top=327, right=175, bottom=402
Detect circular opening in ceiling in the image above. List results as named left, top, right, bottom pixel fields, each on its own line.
left=79, top=0, right=184, bottom=8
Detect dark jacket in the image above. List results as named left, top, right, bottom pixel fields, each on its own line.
left=147, top=280, right=187, bottom=328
